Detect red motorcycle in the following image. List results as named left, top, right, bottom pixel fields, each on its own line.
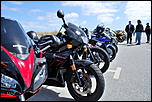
left=1, top=17, right=48, bottom=101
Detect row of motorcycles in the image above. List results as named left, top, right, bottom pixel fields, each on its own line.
left=1, top=10, right=124, bottom=101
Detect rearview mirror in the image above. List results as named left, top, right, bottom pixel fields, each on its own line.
left=57, top=9, right=64, bottom=18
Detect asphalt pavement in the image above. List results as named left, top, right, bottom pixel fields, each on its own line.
left=28, top=33, right=151, bottom=101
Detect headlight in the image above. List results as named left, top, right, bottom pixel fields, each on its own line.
left=16, top=53, right=29, bottom=60
left=10, top=52, right=29, bottom=60
left=1, top=73, right=18, bottom=89
left=97, top=42, right=102, bottom=46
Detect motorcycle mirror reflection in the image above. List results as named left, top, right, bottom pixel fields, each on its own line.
left=57, top=10, right=64, bottom=18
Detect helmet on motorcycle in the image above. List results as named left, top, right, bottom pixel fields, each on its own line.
left=96, top=23, right=105, bottom=33
left=27, top=31, right=39, bottom=43
left=105, top=28, right=110, bottom=32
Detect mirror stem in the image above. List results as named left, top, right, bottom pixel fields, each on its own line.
left=62, top=18, right=68, bottom=28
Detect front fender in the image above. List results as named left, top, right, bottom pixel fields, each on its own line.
left=106, top=43, right=113, bottom=48
left=75, top=59, right=94, bottom=68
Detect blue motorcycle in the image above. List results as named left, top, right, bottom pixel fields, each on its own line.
left=90, top=32, right=117, bottom=62
left=81, top=26, right=118, bottom=62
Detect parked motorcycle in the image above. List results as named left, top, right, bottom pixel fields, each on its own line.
left=83, top=25, right=117, bottom=62
left=27, top=10, right=105, bottom=101
left=1, top=17, right=48, bottom=101
left=105, top=28, right=118, bottom=53
left=112, top=30, right=127, bottom=43
left=74, top=27, right=110, bottom=73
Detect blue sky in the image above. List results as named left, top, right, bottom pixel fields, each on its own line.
left=1, top=1, right=151, bottom=32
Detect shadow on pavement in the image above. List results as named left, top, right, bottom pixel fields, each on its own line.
left=27, top=87, right=74, bottom=101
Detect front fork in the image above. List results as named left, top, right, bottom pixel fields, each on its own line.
left=69, top=55, right=83, bottom=86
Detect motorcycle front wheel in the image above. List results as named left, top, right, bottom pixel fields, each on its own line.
left=89, top=47, right=110, bottom=73
left=107, top=45, right=116, bottom=62
left=66, top=64, right=105, bottom=101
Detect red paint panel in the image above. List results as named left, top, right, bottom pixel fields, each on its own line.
left=1, top=46, right=34, bottom=88
left=0, top=93, right=17, bottom=98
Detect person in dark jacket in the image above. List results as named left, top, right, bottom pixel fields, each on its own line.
left=145, top=23, right=151, bottom=43
left=135, top=20, right=144, bottom=45
left=125, top=21, right=135, bottom=44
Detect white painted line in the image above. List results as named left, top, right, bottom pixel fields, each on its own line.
left=146, top=49, right=151, bottom=51
left=113, top=67, right=122, bottom=79
left=107, top=69, right=116, bottom=73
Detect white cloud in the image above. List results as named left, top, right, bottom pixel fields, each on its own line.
left=29, top=9, right=43, bottom=13
left=97, top=13, right=115, bottom=24
left=80, top=20, right=87, bottom=26
left=21, top=21, right=48, bottom=32
left=37, top=12, right=59, bottom=23
left=8, top=1, right=23, bottom=5
left=1, top=3, right=20, bottom=11
left=61, top=1, right=118, bottom=16
left=115, top=16, right=120, bottom=20
left=36, top=12, right=63, bottom=31
left=124, top=1, right=151, bottom=22
left=61, top=1, right=119, bottom=25
left=65, top=12, right=79, bottom=18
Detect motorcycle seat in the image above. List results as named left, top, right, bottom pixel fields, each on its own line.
left=39, top=35, right=62, bottom=48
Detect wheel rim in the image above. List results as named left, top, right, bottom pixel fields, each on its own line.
left=107, top=47, right=113, bottom=57
left=71, top=68, right=97, bottom=96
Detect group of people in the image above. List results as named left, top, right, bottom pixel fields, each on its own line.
left=125, top=20, right=151, bottom=45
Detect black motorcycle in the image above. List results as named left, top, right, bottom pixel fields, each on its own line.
left=55, top=26, right=110, bottom=74
left=27, top=10, right=105, bottom=101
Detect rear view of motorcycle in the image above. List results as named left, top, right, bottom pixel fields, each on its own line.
left=27, top=10, right=105, bottom=101
left=1, top=17, right=48, bottom=101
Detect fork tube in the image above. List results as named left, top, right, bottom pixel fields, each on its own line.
left=70, top=55, right=82, bottom=86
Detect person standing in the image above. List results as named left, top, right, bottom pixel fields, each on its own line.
left=135, top=20, right=144, bottom=45
left=125, top=21, right=135, bottom=44
left=145, top=23, right=151, bottom=43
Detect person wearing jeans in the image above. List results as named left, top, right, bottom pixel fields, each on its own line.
left=135, top=20, right=144, bottom=45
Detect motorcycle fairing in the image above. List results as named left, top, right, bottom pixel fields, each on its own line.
left=1, top=46, right=34, bottom=88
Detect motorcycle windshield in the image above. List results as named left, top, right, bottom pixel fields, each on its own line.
left=103, top=32, right=111, bottom=40
left=1, top=17, right=32, bottom=55
left=66, top=23, right=88, bottom=44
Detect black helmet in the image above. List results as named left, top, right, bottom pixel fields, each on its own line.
left=96, top=23, right=105, bottom=33
left=27, top=31, right=39, bottom=43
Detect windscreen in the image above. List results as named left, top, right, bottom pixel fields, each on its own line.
left=66, top=23, right=88, bottom=44
left=68, top=23, right=87, bottom=37
left=1, top=18, right=32, bottom=54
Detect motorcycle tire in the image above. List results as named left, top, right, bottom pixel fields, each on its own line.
left=113, top=44, right=118, bottom=53
left=107, top=45, right=116, bottom=62
left=66, top=64, right=105, bottom=101
left=90, top=47, right=110, bottom=73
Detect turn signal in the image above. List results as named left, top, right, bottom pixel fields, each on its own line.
left=71, top=65, right=75, bottom=71
left=67, top=44, right=72, bottom=49
left=84, top=48, right=87, bottom=52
